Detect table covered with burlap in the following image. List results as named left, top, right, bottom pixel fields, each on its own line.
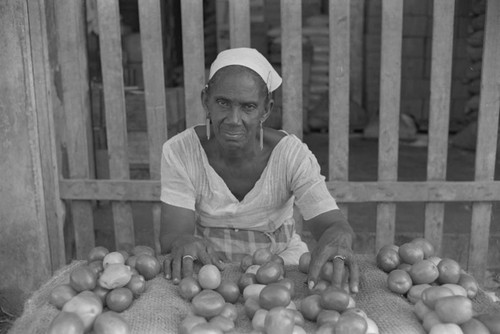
left=9, top=254, right=500, bottom=334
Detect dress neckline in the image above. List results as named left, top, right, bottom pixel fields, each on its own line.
left=191, top=127, right=290, bottom=204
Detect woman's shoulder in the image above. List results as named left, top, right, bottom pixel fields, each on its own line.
left=162, top=127, right=200, bottom=153
left=267, top=129, right=307, bottom=151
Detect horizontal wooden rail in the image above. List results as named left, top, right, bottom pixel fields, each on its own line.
left=60, top=179, right=500, bottom=203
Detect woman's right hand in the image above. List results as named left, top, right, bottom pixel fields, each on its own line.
left=163, top=235, right=227, bottom=284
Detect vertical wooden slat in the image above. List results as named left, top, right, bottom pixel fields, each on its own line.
left=97, top=0, right=135, bottom=250
left=57, top=1, right=95, bottom=259
left=350, top=0, right=365, bottom=107
left=216, top=0, right=228, bottom=52
left=469, top=0, right=500, bottom=284
left=229, top=0, right=250, bottom=48
left=375, top=0, right=403, bottom=251
left=181, top=0, right=206, bottom=127
left=425, top=0, right=455, bottom=256
left=28, top=0, right=66, bottom=270
left=281, top=0, right=303, bottom=138
left=138, top=0, right=168, bottom=255
left=328, top=0, right=350, bottom=215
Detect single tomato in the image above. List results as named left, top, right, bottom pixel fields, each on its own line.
left=256, top=261, right=284, bottom=284
left=215, top=280, right=240, bottom=303
left=191, top=290, right=226, bottom=318
left=131, top=245, right=155, bottom=257
left=458, top=272, right=479, bottom=298
left=238, top=273, right=257, bottom=292
left=252, top=248, right=273, bottom=265
left=410, top=237, right=435, bottom=258
left=102, top=252, right=126, bottom=268
left=273, top=278, right=296, bottom=299
left=252, top=309, right=269, bottom=331
left=259, top=284, right=291, bottom=310
left=298, top=252, right=311, bottom=274
left=437, top=258, right=461, bottom=284
left=460, top=318, right=491, bottom=334
left=92, top=285, right=110, bottom=305
left=198, top=264, right=222, bottom=290
left=319, top=286, right=350, bottom=312
left=422, top=311, right=444, bottom=332
left=135, top=254, right=161, bottom=280
left=376, top=247, right=401, bottom=273
left=106, top=287, right=134, bottom=313
left=62, top=291, right=103, bottom=332
left=88, top=246, right=109, bottom=263
left=399, top=243, right=425, bottom=265
left=387, top=269, right=413, bottom=295
left=88, top=260, right=104, bottom=277
left=126, top=274, right=146, bottom=298
left=178, top=276, right=202, bottom=301
left=429, top=323, right=463, bottom=334
left=70, top=265, right=97, bottom=292
left=335, top=312, right=368, bottom=334
left=421, top=286, right=454, bottom=309
left=178, top=315, right=207, bottom=334
left=244, top=297, right=261, bottom=320
left=47, top=311, right=85, bottom=334
left=299, top=294, right=322, bottom=321
left=264, top=306, right=295, bottom=334
left=435, top=296, right=473, bottom=324
left=316, top=309, right=341, bottom=327
left=409, top=259, right=439, bottom=284
left=219, top=302, right=238, bottom=321
left=93, top=311, right=130, bottom=334
left=407, top=284, right=431, bottom=304
left=209, top=315, right=235, bottom=332
left=49, top=284, right=78, bottom=310
left=240, top=254, right=254, bottom=272
left=414, top=300, right=432, bottom=321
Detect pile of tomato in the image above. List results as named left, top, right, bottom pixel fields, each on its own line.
left=376, top=237, right=500, bottom=333
left=178, top=248, right=379, bottom=334
left=47, top=244, right=161, bottom=334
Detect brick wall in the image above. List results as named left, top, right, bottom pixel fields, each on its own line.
left=364, top=0, right=473, bottom=132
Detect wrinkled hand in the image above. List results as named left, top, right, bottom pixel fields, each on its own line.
left=163, top=235, right=227, bottom=284
left=307, top=230, right=359, bottom=294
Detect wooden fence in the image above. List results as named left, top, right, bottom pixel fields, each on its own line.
left=55, top=0, right=500, bottom=284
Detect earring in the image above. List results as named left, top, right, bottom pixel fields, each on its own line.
left=260, top=120, right=264, bottom=150
left=206, top=117, right=210, bottom=140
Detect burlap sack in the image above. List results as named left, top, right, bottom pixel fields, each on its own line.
left=10, top=254, right=500, bottom=334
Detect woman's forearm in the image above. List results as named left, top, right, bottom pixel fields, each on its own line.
left=306, top=209, right=354, bottom=246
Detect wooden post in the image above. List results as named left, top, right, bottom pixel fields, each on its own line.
left=139, top=0, right=168, bottom=254
left=229, top=0, right=251, bottom=48
left=329, top=0, right=350, bottom=215
left=28, top=0, right=67, bottom=271
left=0, top=0, right=52, bottom=308
left=281, top=0, right=303, bottom=138
left=425, top=0, right=455, bottom=256
left=56, top=0, right=95, bottom=259
left=97, top=0, right=135, bottom=250
left=181, top=0, right=206, bottom=127
left=469, top=0, right=500, bottom=283
left=376, top=0, right=403, bottom=251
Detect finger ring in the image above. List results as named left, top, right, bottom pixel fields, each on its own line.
left=333, top=255, right=346, bottom=262
left=182, top=255, right=196, bottom=261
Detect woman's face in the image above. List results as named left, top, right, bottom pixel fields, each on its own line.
left=203, top=67, right=272, bottom=152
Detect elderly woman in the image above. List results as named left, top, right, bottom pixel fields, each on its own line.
left=160, top=48, right=359, bottom=293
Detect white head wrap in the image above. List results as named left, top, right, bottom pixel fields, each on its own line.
left=209, top=47, right=282, bottom=92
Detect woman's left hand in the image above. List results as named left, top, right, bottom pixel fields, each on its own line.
left=307, top=228, right=359, bottom=294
